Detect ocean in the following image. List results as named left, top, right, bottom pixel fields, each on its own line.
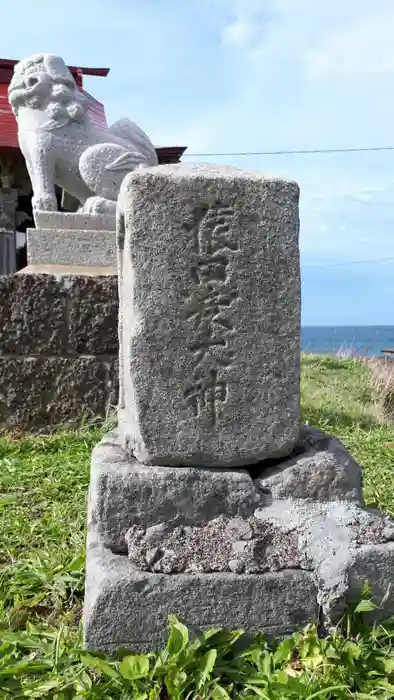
left=301, top=326, right=394, bottom=357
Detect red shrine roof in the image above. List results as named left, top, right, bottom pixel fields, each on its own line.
left=0, top=58, right=186, bottom=163
left=0, top=58, right=109, bottom=80
left=0, top=85, right=19, bottom=149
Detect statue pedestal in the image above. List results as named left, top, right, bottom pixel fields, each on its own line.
left=34, top=211, right=116, bottom=232
left=27, top=212, right=116, bottom=267
left=27, top=227, right=116, bottom=267
left=0, top=211, right=117, bottom=429
left=27, top=211, right=116, bottom=272
left=19, top=264, right=116, bottom=276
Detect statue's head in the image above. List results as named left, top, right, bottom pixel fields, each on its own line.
left=8, top=53, right=86, bottom=124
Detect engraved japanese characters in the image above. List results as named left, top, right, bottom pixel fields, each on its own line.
left=182, top=204, right=239, bottom=426
left=8, top=53, right=158, bottom=220
left=117, top=163, right=301, bottom=467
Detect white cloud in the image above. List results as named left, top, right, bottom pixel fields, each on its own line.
left=306, top=6, right=394, bottom=81
left=183, top=0, right=394, bottom=275
left=221, top=0, right=271, bottom=48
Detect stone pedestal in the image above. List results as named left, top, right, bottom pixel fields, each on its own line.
left=0, top=210, right=118, bottom=428
left=84, top=540, right=317, bottom=653
left=83, top=427, right=394, bottom=652
left=27, top=212, right=116, bottom=267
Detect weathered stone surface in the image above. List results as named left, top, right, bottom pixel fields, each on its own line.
left=0, top=271, right=119, bottom=430
left=347, top=543, right=394, bottom=622
left=84, top=506, right=394, bottom=652
left=83, top=528, right=318, bottom=653
left=125, top=514, right=307, bottom=574
left=0, top=274, right=67, bottom=354
left=0, top=357, right=110, bottom=429
left=107, top=359, right=119, bottom=412
left=258, top=426, right=364, bottom=505
left=0, top=273, right=119, bottom=358
left=27, top=228, right=116, bottom=267
left=67, top=276, right=118, bottom=355
left=88, top=425, right=368, bottom=552
left=117, top=163, right=301, bottom=467
left=84, top=428, right=394, bottom=651
left=255, top=499, right=394, bottom=624
left=89, top=431, right=264, bottom=550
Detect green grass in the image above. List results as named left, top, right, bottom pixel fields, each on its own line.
left=0, top=355, right=393, bottom=698
left=301, top=355, right=394, bottom=516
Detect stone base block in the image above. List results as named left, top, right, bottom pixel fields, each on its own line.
left=84, top=425, right=394, bottom=652
left=348, top=543, right=394, bottom=622
left=27, top=227, right=116, bottom=267
left=83, top=527, right=318, bottom=653
left=84, top=518, right=394, bottom=654
left=257, top=425, right=364, bottom=505
left=89, top=426, right=364, bottom=551
left=90, top=431, right=265, bottom=551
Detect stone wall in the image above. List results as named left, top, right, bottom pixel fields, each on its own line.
left=0, top=273, right=119, bottom=431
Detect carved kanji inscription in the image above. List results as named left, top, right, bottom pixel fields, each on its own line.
left=182, top=204, right=239, bottom=424
left=118, top=163, right=300, bottom=466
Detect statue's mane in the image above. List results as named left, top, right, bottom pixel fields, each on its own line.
left=9, top=53, right=87, bottom=128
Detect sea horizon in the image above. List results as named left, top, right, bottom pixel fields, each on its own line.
left=301, top=325, right=394, bottom=357
left=302, top=324, right=394, bottom=328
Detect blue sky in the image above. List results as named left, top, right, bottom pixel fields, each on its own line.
left=3, top=0, right=394, bottom=325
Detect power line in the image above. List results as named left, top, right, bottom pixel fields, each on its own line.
left=304, top=256, right=394, bottom=269
left=184, top=146, right=394, bottom=157
left=182, top=145, right=394, bottom=268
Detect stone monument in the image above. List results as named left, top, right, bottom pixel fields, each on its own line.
left=83, top=163, right=394, bottom=652
left=117, top=164, right=300, bottom=466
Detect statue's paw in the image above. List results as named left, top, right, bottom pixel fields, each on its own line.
left=80, top=196, right=117, bottom=216
left=32, top=194, right=58, bottom=212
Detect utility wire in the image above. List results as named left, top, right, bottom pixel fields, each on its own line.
left=184, top=146, right=394, bottom=157
left=304, top=257, right=394, bottom=269
left=182, top=145, right=394, bottom=269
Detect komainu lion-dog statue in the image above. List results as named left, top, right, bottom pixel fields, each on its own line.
left=8, top=53, right=158, bottom=218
